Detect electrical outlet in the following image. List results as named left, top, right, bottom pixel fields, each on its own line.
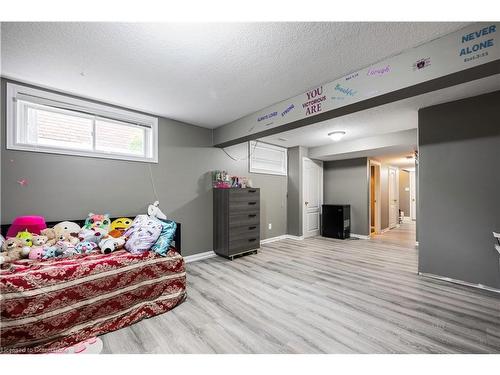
left=268, top=223, right=272, bottom=230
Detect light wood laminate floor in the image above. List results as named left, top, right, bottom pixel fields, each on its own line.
left=101, top=223, right=500, bottom=353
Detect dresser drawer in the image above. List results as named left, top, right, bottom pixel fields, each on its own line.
left=229, top=199, right=260, bottom=212
left=229, top=211, right=259, bottom=227
left=229, top=188, right=259, bottom=199
left=228, top=236, right=260, bottom=255
left=229, top=224, right=260, bottom=241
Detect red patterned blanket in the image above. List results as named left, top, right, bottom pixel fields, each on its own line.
left=0, top=249, right=186, bottom=353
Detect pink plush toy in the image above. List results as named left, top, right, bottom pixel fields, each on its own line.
left=29, top=247, right=45, bottom=260
left=7, top=216, right=46, bottom=238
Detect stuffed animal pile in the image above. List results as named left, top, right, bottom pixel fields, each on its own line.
left=0, top=213, right=134, bottom=266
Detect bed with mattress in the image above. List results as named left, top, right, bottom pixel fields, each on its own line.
left=0, top=217, right=186, bottom=353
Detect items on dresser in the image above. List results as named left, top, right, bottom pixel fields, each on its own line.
left=213, top=188, right=260, bottom=260
left=212, top=170, right=251, bottom=189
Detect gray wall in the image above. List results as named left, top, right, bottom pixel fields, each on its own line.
left=286, top=146, right=308, bottom=236
left=1, top=79, right=287, bottom=256
left=418, top=90, right=500, bottom=289
left=323, top=158, right=369, bottom=236
left=399, top=170, right=410, bottom=217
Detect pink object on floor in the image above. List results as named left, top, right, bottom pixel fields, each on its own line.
left=53, top=337, right=102, bottom=354
left=6, top=216, right=47, bottom=238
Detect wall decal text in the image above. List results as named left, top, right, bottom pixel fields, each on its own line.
left=302, top=86, right=326, bottom=116
left=334, top=83, right=356, bottom=96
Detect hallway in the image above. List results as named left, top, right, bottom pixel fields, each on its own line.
left=371, top=221, right=417, bottom=248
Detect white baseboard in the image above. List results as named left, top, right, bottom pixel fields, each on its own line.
left=185, top=235, right=305, bottom=263
left=184, top=250, right=216, bottom=263
left=260, top=235, right=287, bottom=244
left=419, top=272, right=500, bottom=294
left=285, top=235, right=304, bottom=241
left=381, top=227, right=390, bottom=233
left=350, top=233, right=370, bottom=240
left=261, top=234, right=304, bottom=244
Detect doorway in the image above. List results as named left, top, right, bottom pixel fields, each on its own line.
left=302, top=157, right=323, bottom=238
left=369, top=160, right=381, bottom=234
left=388, top=166, right=399, bottom=229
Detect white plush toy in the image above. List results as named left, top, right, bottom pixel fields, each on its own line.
left=148, top=201, right=167, bottom=220
left=99, top=237, right=126, bottom=254
left=53, top=221, right=81, bottom=235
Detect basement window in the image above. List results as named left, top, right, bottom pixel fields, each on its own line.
left=6, top=83, right=158, bottom=163
left=249, top=141, right=287, bottom=176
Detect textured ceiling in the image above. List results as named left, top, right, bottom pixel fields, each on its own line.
left=1, top=22, right=470, bottom=128
left=259, top=73, right=500, bottom=149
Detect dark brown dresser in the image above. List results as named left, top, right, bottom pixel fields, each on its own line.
left=213, top=188, right=260, bottom=259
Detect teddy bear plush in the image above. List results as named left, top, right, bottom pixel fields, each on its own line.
left=55, top=231, right=80, bottom=246
left=75, top=241, right=98, bottom=254
left=28, top=235, right=50, bottom=260
left=32, top=235, right=48, bottom=246
left=0, top=238, right=25, bottom=264
left=40, top=228, right=58, bottom=247
left=99, top=237, right=126, bottom=254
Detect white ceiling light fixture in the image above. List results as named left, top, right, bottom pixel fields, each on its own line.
left=328, top=131, right=346, bottom=141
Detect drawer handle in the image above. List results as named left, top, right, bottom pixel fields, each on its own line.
left=248, top=189, right=257, bottom=193
left=248, top=202, right=257, bottom=205
left=248, top=238, right=257, bottom=242
left=248, top=226, right=256, bottom=230
left=248, top=214, right=257, bottom=218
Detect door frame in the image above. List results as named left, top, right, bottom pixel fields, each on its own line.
left=388, top=166, right=399, bottom=229
left=369, top=159, right=382, bottom=235
left=302, top=157, right=323, bottom=238
left=409, top=170, right=416, bottom=221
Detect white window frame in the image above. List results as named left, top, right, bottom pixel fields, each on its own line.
left=249, top=141, right=287, bottom=176
left=6, top=83, right=159, bottom=163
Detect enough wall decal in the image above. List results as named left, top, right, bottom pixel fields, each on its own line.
left=367, top=65, right=391, bottom=76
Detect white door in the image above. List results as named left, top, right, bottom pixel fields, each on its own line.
left=388, top=167, right=398, bottom=228
left=302, top=157, right=323, bottom=238
left=409, top=171, right=416, bottom=220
